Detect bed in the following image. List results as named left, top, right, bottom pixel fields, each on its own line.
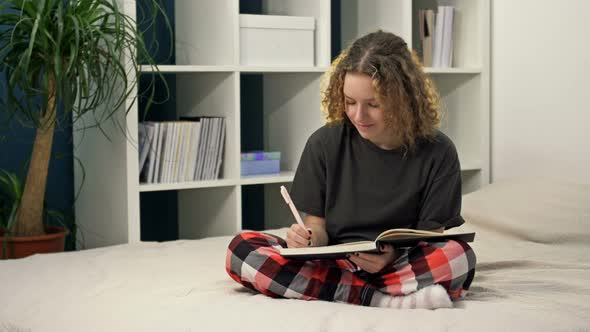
left=1, top=178, right=589, bottom=332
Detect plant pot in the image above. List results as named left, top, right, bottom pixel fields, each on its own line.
left=0, top=226, right=69, bottom=259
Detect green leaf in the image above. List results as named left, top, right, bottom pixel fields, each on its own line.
left=1, top=0, right=171, bottom=129
left=0, top=169, right=22, bottom=230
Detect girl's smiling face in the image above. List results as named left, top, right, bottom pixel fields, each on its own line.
left=343, top=72, right=398, bottom=150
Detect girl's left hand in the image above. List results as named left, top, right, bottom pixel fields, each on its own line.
left=347, top=244, right=398, bottom=274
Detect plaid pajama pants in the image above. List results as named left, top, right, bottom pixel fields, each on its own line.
left=226, top=231, right=476, bottom=306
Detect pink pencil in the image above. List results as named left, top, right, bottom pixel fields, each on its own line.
left=280, top=185, right=310, bottom=234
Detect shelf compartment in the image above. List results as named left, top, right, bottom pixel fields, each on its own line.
left=176, top=72, right=240, bottom=181
left=178, top=186, right=241, bottom=239
left=412, top=0, right=485, bottom=69
left=263, top=73, right=325, bottom=172
left=241, top=182, right=295, bottom=232
left=433, top=73, right=487, bottom=183
left=341, top=0, right=412, bottom=51
left=140, top=65, right=330, bottom=73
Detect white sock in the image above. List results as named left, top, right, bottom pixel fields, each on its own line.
left=371, top=284, right=453, bottom=309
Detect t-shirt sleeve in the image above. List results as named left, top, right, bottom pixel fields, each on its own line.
left=289, top=131, right=326, bottom=218
left=416, top=144, right=465, bottom=230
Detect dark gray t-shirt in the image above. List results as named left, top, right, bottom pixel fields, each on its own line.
left=290, top=123, right=465, bottom=245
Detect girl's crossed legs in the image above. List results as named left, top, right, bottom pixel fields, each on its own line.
left=226, top=231, right=476, bottom=308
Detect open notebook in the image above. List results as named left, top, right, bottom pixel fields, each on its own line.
left=279, top=228, right=475, bottom=260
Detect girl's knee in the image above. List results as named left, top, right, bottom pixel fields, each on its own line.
left=439, top=240, right=476, bottom=295
left=445, top=240, right=477, bottom=271
left=228, top=231, right=284, bottom=250
left=228, top=231, right=257, bottom=248
left=225, top=231, right=286, bottom=294
left=419, top=239, right=476, bottom=267
left=226, top=232, right=263, bottom=283
left=226, top=231, right=284, bottom=272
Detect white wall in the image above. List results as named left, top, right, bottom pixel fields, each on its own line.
left=492, top=0, right=590, bottom=184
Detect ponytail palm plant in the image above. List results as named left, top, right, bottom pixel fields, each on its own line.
left=0, top=0, right=169, bottom=238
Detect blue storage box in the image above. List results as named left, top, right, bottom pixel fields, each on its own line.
left=241, top=159, right=280, bottom=176
left=240, top=151, right=281, bottom=176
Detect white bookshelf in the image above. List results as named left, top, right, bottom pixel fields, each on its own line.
left=139, top=65, right=330, bottom=73
left=426, top=67, right=482, bottom=74
left=74, top=0, right=490, bottom=248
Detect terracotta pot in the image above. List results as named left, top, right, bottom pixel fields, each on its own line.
left=0, top=226, right=69, bottom=259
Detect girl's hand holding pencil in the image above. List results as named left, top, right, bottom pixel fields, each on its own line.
left=280, top=186, right=313, bottom=248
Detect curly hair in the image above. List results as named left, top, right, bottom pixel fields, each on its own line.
left=321, top=30, right=442, bottom=151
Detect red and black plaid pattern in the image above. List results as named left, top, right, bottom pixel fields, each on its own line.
left=226, top=231, right=475, bottom=305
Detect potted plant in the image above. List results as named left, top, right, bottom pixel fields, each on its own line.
left=0, top=168, right=78, bottom=258
left=0, top=0, right=170, bottom=258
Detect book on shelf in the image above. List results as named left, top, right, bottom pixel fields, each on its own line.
left=193, top=117, right=208, bottom=181
left=430, top=5, right=454, bottom=68
left=165, top=122, right=177, bottom=183
left=150, top=123, right=162, bottom=183
left=138, top=117, right=225, bottom=184
left=177, top=122, right=188, bottom=182
left=161, top=122, right=174, bottom=183
left=214, top=119, right=227, bottom=179
left=152, top=122, right=165, bottom=183
left=186, top=121, right=202, bottom=181
left=418, top=9, right=435, bottom=67
left=138, top=124, right=148, bottom=169
left=279, top=228, right=475, bottom=260
left=146, top=122, right=160, bottom=183
left=202, top=118, right=219, bottom=180
left=138, top=123, right=155, bottom=177
left=441, top=6, right=454, bottom=68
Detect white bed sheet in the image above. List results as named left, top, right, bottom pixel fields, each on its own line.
left=1, top=178, right=589, bottom=332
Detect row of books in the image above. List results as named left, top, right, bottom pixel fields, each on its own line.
left=418, top=6, right=454, bottom=68
left=138, top=117, right=226, bottom=183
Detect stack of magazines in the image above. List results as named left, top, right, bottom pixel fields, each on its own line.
left=138, top=117, right=226, bottom=183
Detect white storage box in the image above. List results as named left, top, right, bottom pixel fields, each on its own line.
left=239, top=14, right=315, bottom=66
